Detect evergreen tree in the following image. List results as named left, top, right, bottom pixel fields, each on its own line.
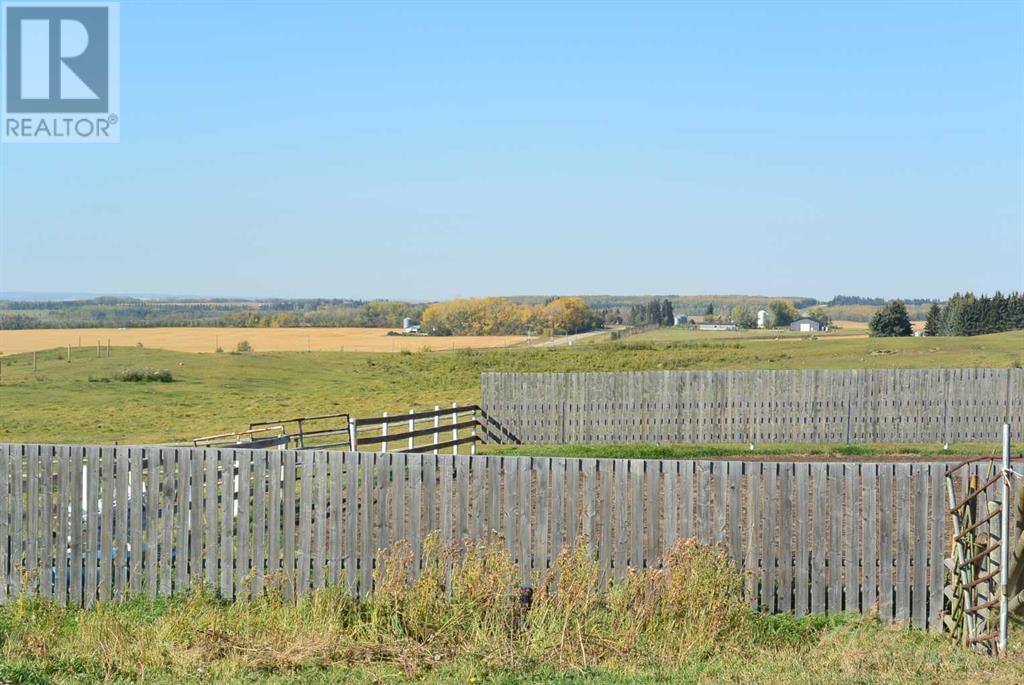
left=661, top=299, right=674, bottom=325
left=646, top=300, right=661, bottom=325
left=911, top=291, right=1024, bottom=337
left=869, top=300, right=913, bottom=337
left=924, top=304, right=941, bottom=336
left=705, top=303, right=715, bottom=316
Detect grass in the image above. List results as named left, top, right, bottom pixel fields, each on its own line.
left=625, top=327, right=869, bottom=343
left=0, top=330, right=1020, bottom=444
left=0, top=539, right=1020, bottom=684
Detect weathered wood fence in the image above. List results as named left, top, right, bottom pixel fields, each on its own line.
left=480, top=368, right=1024, bottom=444
left=5, top=444, right=1017, bottom=631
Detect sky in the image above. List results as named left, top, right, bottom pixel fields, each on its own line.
left=0, top=0, right=1021, bottom=302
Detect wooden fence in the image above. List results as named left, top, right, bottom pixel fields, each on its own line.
left=5, top=444, right=1019, bottom=631
left=480, top=368, right=1024, bottom=445
left=349, top=404, right=482, bottom=454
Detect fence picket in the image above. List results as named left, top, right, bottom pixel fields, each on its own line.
left=253, top=450, right=267, bottom=597
left=878, top=464, right=894, bottom=622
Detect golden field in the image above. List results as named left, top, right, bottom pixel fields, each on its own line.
left=0, top=327, right=528, bottom=355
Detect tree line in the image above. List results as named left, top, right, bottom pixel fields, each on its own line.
left=420, top=297, right=602, bottom=336
left=924, top=292, right=1024, bottom=337
left=0, top=299, right=424, bottom=329
left=867, top=292, right=1024, bottom=337
left=626, top=299, right=675, bottom=326
left=828, top=295, right=939, bottom=307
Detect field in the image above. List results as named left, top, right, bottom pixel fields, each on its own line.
left=0, top=330, right=1020, bottom=445
left=819, top=303, right=934, bottom=323
left=0, top=327, right=527, bottom=355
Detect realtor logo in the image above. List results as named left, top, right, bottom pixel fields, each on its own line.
left=2, top=2, right=119, bottom=142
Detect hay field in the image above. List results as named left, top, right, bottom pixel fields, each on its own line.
left=0, top=327, right=527, bottom=355
left=830, top=319, right=925, bottom=333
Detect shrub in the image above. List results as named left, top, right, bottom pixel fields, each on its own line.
left=113, top=368, right=173, bottom=383
left=235, top=340, right=253, bottom=353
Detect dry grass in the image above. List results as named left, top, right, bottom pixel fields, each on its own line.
left=1, top=539, right=1021, bottom=684
left=0, top=327, right=528, bottom=355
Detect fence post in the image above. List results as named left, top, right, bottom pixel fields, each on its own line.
left=471, top=407, right=477, bottom=455
left=452, top=402, right=458, bottom=455
left=845, top=399, right=852, bottom=445
left=999, top=423, right=1010, bottom=653
left=348, top=418, right=357, bottom=451
left=382, top=412, right=388, bottom=453
left=409, top=410, right=415, bottom=451
left=434, top=406, right=441, bottom=455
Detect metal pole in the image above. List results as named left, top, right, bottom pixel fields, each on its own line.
left=998, top=422, right=1010, bottom=654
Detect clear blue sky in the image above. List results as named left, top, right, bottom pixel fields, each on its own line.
left=1, top=0, right=1021, bottom=301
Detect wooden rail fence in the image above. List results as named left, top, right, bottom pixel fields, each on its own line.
left=480, top=368, right=1024, bottom=445
left=349, top=404, right=482, bottom=454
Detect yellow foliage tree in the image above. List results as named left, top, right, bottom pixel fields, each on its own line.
left=421, top=296, right=597, bottom=336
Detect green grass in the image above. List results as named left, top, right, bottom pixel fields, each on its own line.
left=0, top=330, right=1020, bottom=444
left=626, top=327, right=869, bottom=343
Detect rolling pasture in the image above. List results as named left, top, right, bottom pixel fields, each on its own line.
left=0, top=330, right=1020, bottom=445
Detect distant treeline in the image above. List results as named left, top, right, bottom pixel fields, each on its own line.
left=828, top=295, right=940, bottom=307
left=0, top=298, right=424, bottom=329
left=626, top=299, right=676, bottom=326
left=925, top=292, right=1024, bottom=337
left=421, top=297, right=603, bottom=336
left=578, top=295, right=819, bottom=315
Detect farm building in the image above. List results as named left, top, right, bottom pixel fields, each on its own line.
left=673, top=314, right=688, bottom=326
left=757, top=309, right=768, bottom=328
left=698, top=322, right=738, bottom=331
left=790, top=317, right=823, bottom=332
